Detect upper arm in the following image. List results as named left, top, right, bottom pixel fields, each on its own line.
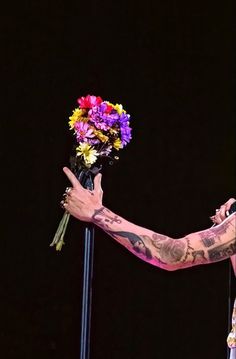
left=174, top=213, right=236, bottom=270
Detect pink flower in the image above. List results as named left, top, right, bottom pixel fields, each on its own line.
left=77, top=95, right=103, bottom=109
left=74, top=121, right=95, bottom=142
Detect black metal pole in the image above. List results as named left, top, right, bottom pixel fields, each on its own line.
left=78, top=171, right=95, bottom=359
left=80, top=224, right=94, bottom=359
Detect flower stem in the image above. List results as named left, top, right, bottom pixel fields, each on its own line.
left=50, top=211, right=71, bottom=251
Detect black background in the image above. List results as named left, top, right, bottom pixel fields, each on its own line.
left=1, top=0, right=235, bottom=358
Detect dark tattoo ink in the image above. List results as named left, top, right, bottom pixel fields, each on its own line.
left=201, top=237, right=216, bottom=248
left=182, top=238, right=194, bottom=262
left=192, top=250, right=207, bottom=263
left=208, top=240, right=236, bottom=261
left=92, top=207, right=106, bottom=220
left=151, top=235, right=187, bottom=263
left=107, top=231, right=153, bottom=260
left=92, top=207, right=122, bottom=228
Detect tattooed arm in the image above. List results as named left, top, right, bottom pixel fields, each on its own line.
left=63, top=167, right=236, bottom=271
left=211, top=199, right=236, bottom=276
left=91, top=207, right=236, bottom=271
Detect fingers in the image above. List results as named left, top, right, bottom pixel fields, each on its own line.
left=217, top=198, right=236, bottom=220
left=213, top=204, right=228, bottom=223
left=63, top=167, right=81, bottom=188
left=61, top=190, right=74, bottom=210
left=65, top=186, right=72, bottom=194
left=212, top=198, right=236, bottom=225
left=211, top=213, right=222, bottom=225
left=225, top=198, right=236, bottom=211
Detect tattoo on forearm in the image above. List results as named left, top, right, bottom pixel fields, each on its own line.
left=107, top=231, right=153, bottom=259
left=92, top=208, right=235, bottom=267
left=92, top=207, right=122, bottom=228
left=106, top=230, right=194, bottom=266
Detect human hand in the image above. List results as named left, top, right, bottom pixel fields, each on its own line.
left=210, top=197, right=236, bottom=225
left=62, top=167, right=103, bottom=222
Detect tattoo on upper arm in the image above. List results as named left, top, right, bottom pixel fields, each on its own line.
left=199, top=229, right=220, bottom=247
left=212, top=222, right=230, bottom=236
left=201, top=236, right=216, bottom=248
left=198, top=220, right=233, bottom=248
left=200, top=222, right=228, bottom=240
left=197, top=218, right=236, bottom=262
left=208, top=240, right=236, bottom=261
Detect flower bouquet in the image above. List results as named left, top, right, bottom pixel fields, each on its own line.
left=50, top=94, right=132, bottom=251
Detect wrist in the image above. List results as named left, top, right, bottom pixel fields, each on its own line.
left=91, top=206, right=106, bottom=224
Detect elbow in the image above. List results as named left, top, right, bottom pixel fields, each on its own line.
left=164, top=265, right=180, bottom=272
left=152, top=260, right=182, bottom=272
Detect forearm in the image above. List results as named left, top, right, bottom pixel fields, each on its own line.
left=92, top=207, right=236, bottom=271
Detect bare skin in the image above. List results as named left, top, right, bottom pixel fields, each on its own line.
left=62, top=166, right=236, bottom=272
left=212, top=201, right=236, bottom=276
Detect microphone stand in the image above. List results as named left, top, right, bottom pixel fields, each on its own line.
left=78, top=170, right=94, bottom=359
left=212, top=202, right=236, bottom=359
left=226, top=204, right=236, bottom=359
left=227, top=255, right=235, bottom=359
left=72, top=159, right=102, bottom=359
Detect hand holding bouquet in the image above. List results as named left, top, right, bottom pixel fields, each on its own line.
left=50, top=94, right=132, bottom=251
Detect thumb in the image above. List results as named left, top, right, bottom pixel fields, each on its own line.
left=94, top=173, right=102, bottom=191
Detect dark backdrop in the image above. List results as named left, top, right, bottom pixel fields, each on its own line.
left=1, top=1, right=235, bottom=359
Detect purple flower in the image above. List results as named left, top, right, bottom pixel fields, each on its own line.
left=120, top=125, right=132, bottom=145
left=74, top=121, right=95, bottom=142
left=88, top=106, right=110, bottom=130
left=84, top=100, right=132, bottom=147
left=119, top=112, right=130, bottom=125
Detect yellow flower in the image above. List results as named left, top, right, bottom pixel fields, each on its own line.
left=76, top=142, right=98, bottom=166
left=114, top=103, right=126, bottom=115
left=113, top=138, right=122, bottom=150
left=93, top=130, right=109, bottom=143
left=109, top=128, right=118, bottom=135
left=68, top=108, right=86, bottom=129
